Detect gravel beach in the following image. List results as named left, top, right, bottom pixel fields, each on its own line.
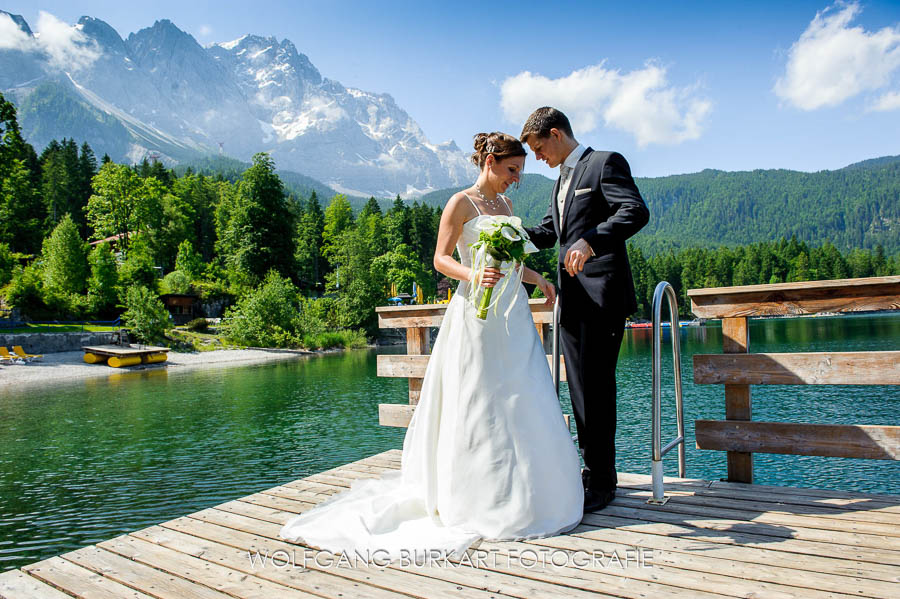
left=0, top=347, right=329, bottom=391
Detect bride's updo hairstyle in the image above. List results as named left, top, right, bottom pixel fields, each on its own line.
left=472, top=132, right=527, bottom=169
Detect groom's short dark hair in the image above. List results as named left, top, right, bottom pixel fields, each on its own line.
left=520, top=107, right=574, bottom=143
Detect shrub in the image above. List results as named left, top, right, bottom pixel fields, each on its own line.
left=302, top=329, right=367, bottom=350
left=122, top=286, right=169, bottom=343
left=219, top=270, right=300, bottom=347
left=161, top=270, right=192, bottom=294
left=5, top=263, right=48, bottom=318
left=185, top=317, right=209, bottom=332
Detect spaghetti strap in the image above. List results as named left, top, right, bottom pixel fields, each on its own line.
left=500, top=194, right=512, bottom=216
left=462, top=192, right=482, bottom=215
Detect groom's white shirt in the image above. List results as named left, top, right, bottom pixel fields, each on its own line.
left=557, top=143, right=585, bottom=228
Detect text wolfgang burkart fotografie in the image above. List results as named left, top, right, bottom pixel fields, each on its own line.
left=248, top=546, right=654, bottom=569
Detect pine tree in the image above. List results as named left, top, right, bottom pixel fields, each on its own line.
left=218, top=153, right=296, bottom=287
left=295, top=191, right=325, bottom=292
left=41, top=213, right=88, bottom=295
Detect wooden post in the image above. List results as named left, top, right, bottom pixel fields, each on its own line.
left=406, top=326, right=431, bottom=405
left=535, top=322, right=548, bottom=352
left=722, top=317, right=752, bottom=482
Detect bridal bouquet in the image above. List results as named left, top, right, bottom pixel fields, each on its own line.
left=468, top=215, right=538, bottom=320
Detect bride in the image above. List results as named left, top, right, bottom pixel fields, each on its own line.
left=280, top=132, right=584, bottom=561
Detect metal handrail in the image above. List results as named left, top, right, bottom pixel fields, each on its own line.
left=649, top=281, right=686, bottom=505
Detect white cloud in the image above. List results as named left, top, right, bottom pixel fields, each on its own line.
left=0, top=11, right=100, bottom=71
left=500, top=61, right=711, bottom=147
left=0, top=12, right=31, bottom=50
left=775, top=2, right=900, bottom=110
left=870, top=90, right=900, bottom=111
left=198, top=24, right=212, bottom=37
left=35, top=11, right=100, bottom=71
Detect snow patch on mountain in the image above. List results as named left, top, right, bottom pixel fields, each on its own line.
left=2, top=13, right=476, bottom=196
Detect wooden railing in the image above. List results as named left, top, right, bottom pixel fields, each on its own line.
left=688, top=276, right=900, bottom=483
left=375, top=299, right=568, bottom=428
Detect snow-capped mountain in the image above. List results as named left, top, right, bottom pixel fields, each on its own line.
left=0, top=11, right=475, bottom=197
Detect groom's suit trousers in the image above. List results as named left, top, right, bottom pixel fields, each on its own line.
left=559, top=290, right=625, bottom=493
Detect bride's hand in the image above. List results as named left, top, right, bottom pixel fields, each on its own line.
left=478, top=267, right=505, bottom=288
left=537, top=275, right=556, bottom=306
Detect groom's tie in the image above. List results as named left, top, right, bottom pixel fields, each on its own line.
left=558, top=164, right=572, bottom=228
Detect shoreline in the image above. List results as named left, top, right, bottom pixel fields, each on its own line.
left=0, top=346, right=366, bottom=392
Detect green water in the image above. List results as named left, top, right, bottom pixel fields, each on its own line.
left=1, top=313, right=898, bottom=571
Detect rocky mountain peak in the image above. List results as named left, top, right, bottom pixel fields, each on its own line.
left=76, top=16, right=127, bottom=55
left=1, top=10, right=32, bottom=36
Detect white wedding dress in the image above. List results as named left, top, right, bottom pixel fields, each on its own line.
left=280, top=198, right=584, bottom=560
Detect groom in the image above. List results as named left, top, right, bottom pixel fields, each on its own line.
left=521, top=107, right=649, bottom=513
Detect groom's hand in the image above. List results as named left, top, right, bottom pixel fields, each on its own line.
left=564, top=239, right=593, bottom=276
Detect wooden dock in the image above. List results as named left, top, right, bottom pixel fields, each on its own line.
left=2, top=448, right=898, bottom=598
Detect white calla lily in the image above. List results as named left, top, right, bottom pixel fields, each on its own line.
left=501, top=225, right=521, bottom=242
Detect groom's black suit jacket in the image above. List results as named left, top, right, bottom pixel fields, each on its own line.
left=525, top=148, right=649, bottom=325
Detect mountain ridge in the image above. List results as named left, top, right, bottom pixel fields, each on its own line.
left=0, top=10, right=475, bottom=197
left=417, top=155, right=900, bottom=255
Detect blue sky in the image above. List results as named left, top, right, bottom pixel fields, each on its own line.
left=2, top=0, right=899, bottom=179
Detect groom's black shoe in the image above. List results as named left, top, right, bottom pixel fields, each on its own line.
left=583, top=488, right=616, bottom=514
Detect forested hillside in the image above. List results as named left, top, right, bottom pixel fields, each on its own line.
left=421, top=157, right=900, bottom=255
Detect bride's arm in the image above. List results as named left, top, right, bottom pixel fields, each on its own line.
left=433, top=194, right=503, bottom=287
left=504, top=197, right=556, bottom=304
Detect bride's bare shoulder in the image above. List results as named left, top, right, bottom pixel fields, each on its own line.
left=443, top=191, right=476, bottom=221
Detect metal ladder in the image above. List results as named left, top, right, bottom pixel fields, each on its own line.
left=550, top=283, right=685, bottom=504
left=648, top=281, right=686, bottom=504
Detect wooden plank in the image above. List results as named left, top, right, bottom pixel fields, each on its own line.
left=615, top=472, right=900, bottom=515
left=578, top=512, right=900, bottom=579
left=82, top=345, right=169, bottom=356
left=722, top=317, right=752, bottom=483
left=130, top=525, right=412, bottom=599
left=378, top=354, right=567, bottom=381
left=612, top=476, right=900, bottom=527
left=23, top=555, right=157, bottom=598
left=96, top=535, right=319, bottom=599
left=526, top=525, right=895, bottom=598
left=0, top=569, right=73, bottom=599
left=62, top=544, right=237, bottom=599
left=379, top=402, right=571, bottom=429
left=611, top=490, right=900, bottom=542
left=688, top=276, right=900, bottom=318
left=378, top=403, right=416, bottom=427
left=694, top=351, right=900, bottom=385
left=376, top=299, right=555, bottom=329
left=695, top=420, right=900, bottom=460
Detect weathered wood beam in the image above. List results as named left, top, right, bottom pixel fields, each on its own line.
left=688, top=276, right=900, bottom=319
left=693, top=351, right=900, bottom=385
left=695, top=420, right=900, bottom=460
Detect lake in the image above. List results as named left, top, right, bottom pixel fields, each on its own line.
left=1, top=313, right=898, bottom=571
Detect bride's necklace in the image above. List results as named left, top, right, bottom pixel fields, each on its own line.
left=474, top=184, right=502, bottom=211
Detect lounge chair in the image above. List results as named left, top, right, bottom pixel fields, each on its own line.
left=0, top=347, right=25, bottom=364
left=13, top=346, right=42, bottom=361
